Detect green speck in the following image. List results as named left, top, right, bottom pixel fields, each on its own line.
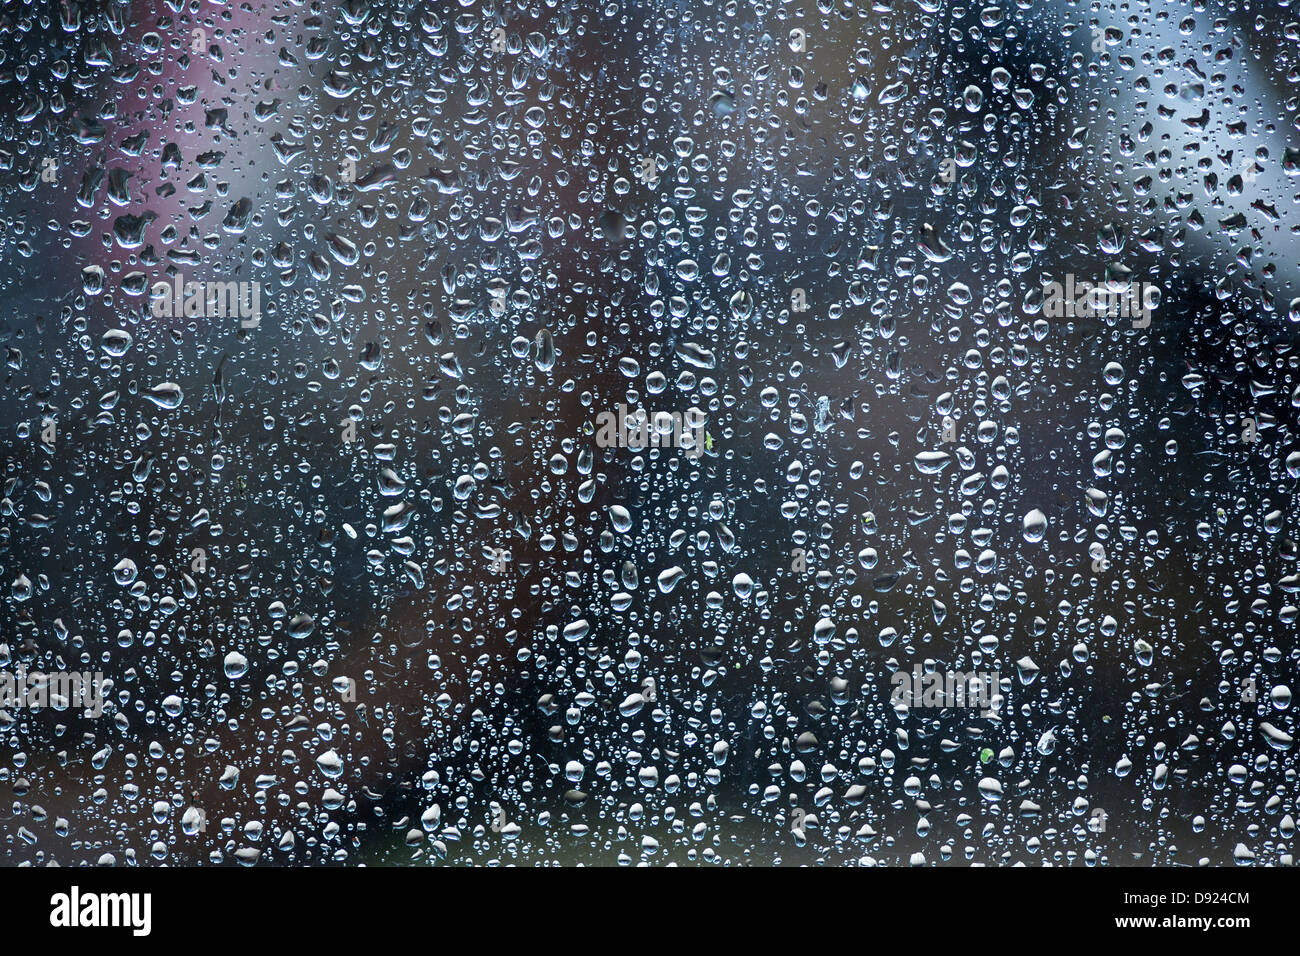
left=979, top=748, right=994, bottom=764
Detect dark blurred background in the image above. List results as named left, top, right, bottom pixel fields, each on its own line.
left=0, top=0, right=1295, bottom=866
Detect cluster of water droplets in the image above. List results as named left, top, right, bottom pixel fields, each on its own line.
left=0, top=0, right=1295, bottom=866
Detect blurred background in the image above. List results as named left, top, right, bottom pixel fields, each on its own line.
left=0, top=0, right=1296, bottom=866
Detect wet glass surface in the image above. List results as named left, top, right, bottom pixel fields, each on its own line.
left=0, top=0, right=1296, bottom=866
